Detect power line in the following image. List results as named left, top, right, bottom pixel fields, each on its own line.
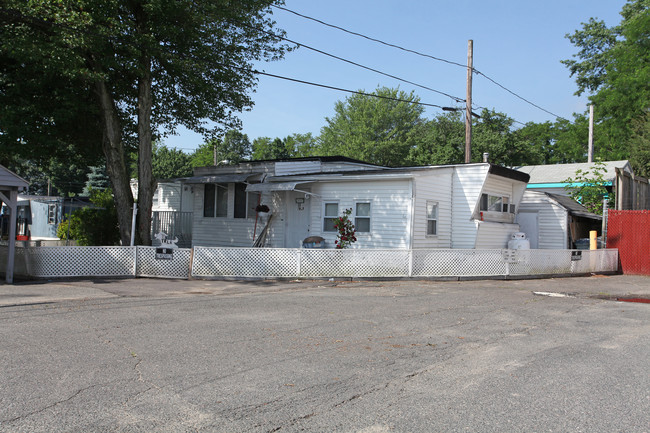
left=250, top=68, right=453, bottom=109
left=274, top=5, right=569, bottom=122
left=235, top=20, right=465, bottom=103
left=273, top=5, right=468, bottom=69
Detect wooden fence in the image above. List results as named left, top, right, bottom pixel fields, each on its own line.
left=607, top=210, right=650, bottom=275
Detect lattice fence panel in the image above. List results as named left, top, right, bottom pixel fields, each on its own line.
left=136, top=247, right=191, bottom=279
left=300, top=249, right=409, bottom=277
left=27, top=246, right=135, bottom=278
left=412, top=249, right=507, bottom=277
left=192, top=247, right=299, bottom=277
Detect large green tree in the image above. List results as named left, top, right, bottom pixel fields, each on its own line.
left=1, top=0, right=289, bottom=244
left=319, top=87, right=425, bottom=166
left=407, top=111, right=465, bottom=166
left=152, top=144, right=193, bottom=179
left=562, top=0, right=650, bottom=171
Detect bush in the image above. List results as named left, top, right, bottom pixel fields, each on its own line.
left=57, top=189, right=121, bottom=246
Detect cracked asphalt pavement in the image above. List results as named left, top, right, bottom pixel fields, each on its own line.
left=1, top=275, right=649, bottom=432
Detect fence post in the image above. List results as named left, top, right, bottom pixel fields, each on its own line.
left=296, top=248, right=302, bottom=277
left=133, top=246, right=138, bottom=277
left=408, top=249, right=413, bottom=277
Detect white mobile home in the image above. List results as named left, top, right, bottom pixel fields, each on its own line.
left=188, top=157, right=530, bottom=249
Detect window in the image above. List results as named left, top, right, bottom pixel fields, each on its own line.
left=247, top=192, right=261, bottom=219
left=480, top=193, right=511, bottom=213
left=48, top=204, right=57, bottom=225
left=355, top=202, right=371, bottom=232
left=234, top=183, right=247, bottom=219
left=323, top=202, right=339, bottom=232
left=426, top=201, right=438, bottom=235
left=203, top=183, right=228, bottom=217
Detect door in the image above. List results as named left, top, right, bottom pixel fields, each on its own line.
left=285, top=190, right=311, bottom=248
left=516, top=211, right=539, bottom=249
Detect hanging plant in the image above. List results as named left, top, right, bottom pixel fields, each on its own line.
left=255, top=204, right=270, bottom=213
left=333, top=208, right=357, bottom=249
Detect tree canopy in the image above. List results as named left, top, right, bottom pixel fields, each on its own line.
left=1, top=0, right=290, bottom=244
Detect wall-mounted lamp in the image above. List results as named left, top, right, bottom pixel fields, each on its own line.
left=295, top=197, right=305, bottom=210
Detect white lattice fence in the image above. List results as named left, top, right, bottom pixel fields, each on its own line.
left=26, top=246, right=136, bottom=278
left=412, top=249, right=508, bottom=276
left=136, top=247, right=192, bottom=279
left=192, top=247, right=299, bottom=277
left=300, top=249, right=410, bottom=277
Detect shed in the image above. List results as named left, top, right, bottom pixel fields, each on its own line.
left=516, top=190, right=602, bottom=249
left=0, top=164, right=29, bottom=283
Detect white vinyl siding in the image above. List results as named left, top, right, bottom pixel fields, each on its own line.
left=452, top=165, right=489, bottom=248
left=192, top=185, right=286, bottom=247
left=475, top=221, right=521, bottom=249
left=309, top=180, right=411, bottom=249
left=412, top=169, right=453, bottom=248
left=517, top=191, right=569, bottom=249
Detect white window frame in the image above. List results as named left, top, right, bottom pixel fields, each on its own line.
left=479, top=193, right=515, bottom=222
left=323, top=202, right=339, bottom=232
left=47, top=204, right=57, bottom=225
left=203, top=183, right=229, bottom=218
left=426, top=201, right=438, bottom=236
left=354, top=201, right=371, bottom=233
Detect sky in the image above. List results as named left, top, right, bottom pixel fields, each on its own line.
left=163, top=0, right=628, bottom=153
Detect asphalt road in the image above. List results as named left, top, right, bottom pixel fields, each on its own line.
left=1, top=275, right=649, bottom=432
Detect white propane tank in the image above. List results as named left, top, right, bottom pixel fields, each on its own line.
left=508, top=232, right=530, bottom=250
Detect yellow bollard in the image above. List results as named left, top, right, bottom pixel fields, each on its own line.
left=590, top=230, right=598, bottom=250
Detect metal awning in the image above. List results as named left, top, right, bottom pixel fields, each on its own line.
left=184, top=173, right=259, bottom=184
left=246, top=182, right=303, bottom=192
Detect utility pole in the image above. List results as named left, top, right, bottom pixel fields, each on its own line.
left=465, top=40, right=473, bottom=164
left=588, top=104, right=594, bottom=163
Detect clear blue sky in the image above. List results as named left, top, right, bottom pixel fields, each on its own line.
left=163, top=0, right=627, bottom=153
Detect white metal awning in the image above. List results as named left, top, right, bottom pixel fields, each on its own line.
left=245, top=182, right=303, bottom=192
left=184, top=173, right=259, bottom=184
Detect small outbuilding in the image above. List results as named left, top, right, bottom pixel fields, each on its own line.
left=516, top=190, right=602, bottom=249
left=0, top=164, right=29, bottom=283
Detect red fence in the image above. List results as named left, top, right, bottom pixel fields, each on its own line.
left=607, top=210, right=650, bottom=275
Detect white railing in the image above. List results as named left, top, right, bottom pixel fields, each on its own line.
left=1, top=245, right=619, bottom=280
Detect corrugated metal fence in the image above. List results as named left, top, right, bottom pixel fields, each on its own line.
left=1, top=245, right=618, bottom=280
left=607, top=210, right=650, bottom=275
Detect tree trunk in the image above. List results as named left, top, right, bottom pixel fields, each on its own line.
left=95, top=81, right=134, bottom=245
left=136, top=62, right=154, bottom=246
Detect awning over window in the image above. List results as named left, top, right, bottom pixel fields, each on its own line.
left=184, top=173, right=259, bottom=184
left=246, top=182, right=302, bottom=192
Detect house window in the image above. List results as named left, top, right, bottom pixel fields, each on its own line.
left=426, top=201, right=438, bottom=235
left=355, top=202, right=371, bottom=232
left=234, top=183, right=247, bottom=219
left=480, top=193, right=511, bottom=213
left=247, top=192, right=261, bottom=219
left=323, top=202, right=339, bottom=232
left=203, top=183, right=228, bottom=217
left=48, top=204, right=57, bottom=225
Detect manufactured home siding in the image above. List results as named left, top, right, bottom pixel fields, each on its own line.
left=192, top=185, right=285, bottom=247
left=518, top=192, right=568, bottom=249
left=412, top=168, right=453, bottom=248
left=155, top=183, right=182, bottom=211
left=475, top=221, right=520, bottom=248
left=309, top=179, right=411, bottom=249
left=452, top=165, right=489, bottom=248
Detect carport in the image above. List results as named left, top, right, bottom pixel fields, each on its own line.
left=0, top=164, right=29, bottom=283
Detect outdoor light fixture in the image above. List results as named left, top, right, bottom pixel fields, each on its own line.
left=295, top=197, right=305, bottom=210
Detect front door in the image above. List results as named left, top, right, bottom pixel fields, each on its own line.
left=285, top=190, right=311, bottom=248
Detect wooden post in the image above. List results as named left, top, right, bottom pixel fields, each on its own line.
left=465, top=40, right=473, bottom=164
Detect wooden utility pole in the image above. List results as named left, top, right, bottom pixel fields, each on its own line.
left=588, top=104, right=594, bottom=163
left=465, top=40, right=473, bottom=164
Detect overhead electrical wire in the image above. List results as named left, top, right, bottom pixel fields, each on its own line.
left=235, top=20, right=465, bottom=103
left=273, top=5, right=569, bottom=122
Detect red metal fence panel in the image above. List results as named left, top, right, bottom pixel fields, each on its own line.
left=607, top=210, right=650, bottom=275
